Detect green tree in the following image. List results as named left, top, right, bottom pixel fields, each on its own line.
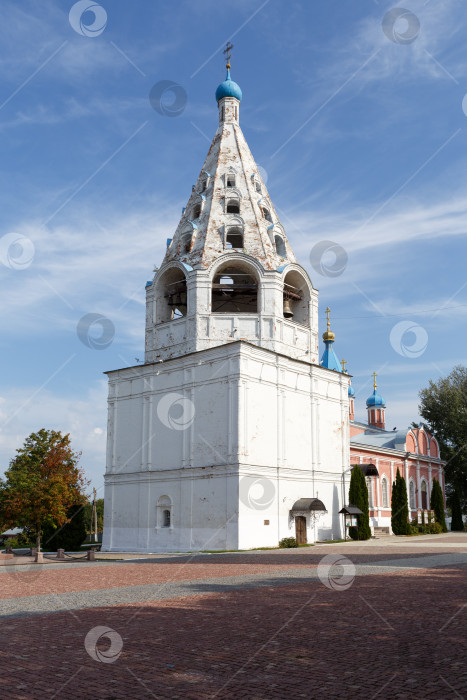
left=0, top=430, right=88, bottom=552
left=419, top=366, right=467, bottom=507
left=348, top=465, right=371, bottom=540
left=430, top=478, right=447, bottom=532
left=450, top=490, right=464, bottom=531
left=42, top=504, right=87, bottom=551
left=391, top=469, right=410, bottom=535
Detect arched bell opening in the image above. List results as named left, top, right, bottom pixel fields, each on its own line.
left=283, top=270, right=310, bottom=326
left=211, top=261, right=258, bottom=314
left=156, top=267, right=188, bottom=323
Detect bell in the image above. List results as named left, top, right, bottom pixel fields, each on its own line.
left=283, top=298, right=294, bottom=319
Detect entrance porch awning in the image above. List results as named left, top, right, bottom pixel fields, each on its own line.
left=291, top=498, right=327, bottom=513
left=339, top=505, right=363, bottom=515
left=354, top=463, right=379, bottom=477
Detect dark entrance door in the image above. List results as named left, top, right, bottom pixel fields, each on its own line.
left=295, top=516, right=307, bottom=544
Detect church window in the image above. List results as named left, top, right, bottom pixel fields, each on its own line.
left=235, top=106, right=238, bottom=119
left=156, top=495, right=172, bottom=529
left=200, top=178, right=207, bottom=192
left=255, top=181, right=261, bottom=194
left=226, top=174, right=235, bottom=188
left=212, top=263, right=258, bottom=313
left=192, top=203, right=202, bottom=219
left=421, top=480, right=428, bottom=509
left=221, top=106, right=224, bottom=121
left=283, top=270, right=310, bottom=326
left=409, top=480, right=416, bottom=509
left=275, top=235, right=286, bottom=258
left=366, top=477, right=374, bottom=508
left=261, top=207, right=273, bottom=223
left=381, top=477, right=389, bottom=508
left=226, top=199, right=240, bottom=214
left=226, top=227, right=243, bottom=249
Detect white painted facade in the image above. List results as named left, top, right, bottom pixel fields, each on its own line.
left=102, top=73, right=350, bottom=552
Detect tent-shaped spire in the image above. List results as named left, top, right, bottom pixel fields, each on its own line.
left=163, top=64, right=296, bottom=270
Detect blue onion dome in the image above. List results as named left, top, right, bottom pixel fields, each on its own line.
left=366, top=389, right=386, bottom=408
left=348, top=384, right=355, bottom=398
left=216, top=68, right=242, bottom=103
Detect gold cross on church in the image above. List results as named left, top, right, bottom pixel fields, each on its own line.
left=372, top=371, right=378, bottom=390
left=223, top=42, right=234, bottom=69
left=325, top=306, right=331, bottom=331
left=341, top=358, right=347, bottom=373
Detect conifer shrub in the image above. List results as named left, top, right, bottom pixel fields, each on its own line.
left=450, top=490, right=464, bottom=532
left=430, top=478, right=447, bottom=532
left=391, top=469, right=410, bottom=535
left=347, top=466, right=371, bottom=540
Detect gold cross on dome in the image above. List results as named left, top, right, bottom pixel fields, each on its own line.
left=325, top=306, right=331, bottom=331
left=223, top=42, right=234, bottom=69
left=372, top=371, right=378, bottom=390
left=341, top=358, right=347, bottom=373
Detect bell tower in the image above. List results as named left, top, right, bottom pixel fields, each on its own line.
left=144, top=52, right=319, bottom=365
left=102, top=51, right=350, bottom=554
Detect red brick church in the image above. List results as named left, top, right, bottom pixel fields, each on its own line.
left=321, top=310, right=445, bottom=534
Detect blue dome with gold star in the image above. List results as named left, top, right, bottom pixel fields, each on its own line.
left=216, top=68, right=242, bottom=102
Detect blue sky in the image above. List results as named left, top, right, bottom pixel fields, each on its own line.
left=1, top=0, right=466, bottom=493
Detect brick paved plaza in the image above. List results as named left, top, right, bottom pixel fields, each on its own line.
left=0, top=533, right=466, bottom=699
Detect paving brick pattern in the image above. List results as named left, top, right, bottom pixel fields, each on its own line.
left=1, top=536, right=466, bottom=699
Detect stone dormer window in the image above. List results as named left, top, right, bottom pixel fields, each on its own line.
left=275, top=235, right=286, bottom=258
left=261, top=206, right=273, bottom=223
left=182, top=232, right=193, bottom=253
left=226, top=174, right=236, bottom=188
left=192, top=203, right=202, bottom=220
left=226, top=227, right=243, bottom=249
left=255, top=181, right=261, bottom=193
left=226, top=199, right=240, bottom=214
left=200, top=178, right=208, bottom=192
